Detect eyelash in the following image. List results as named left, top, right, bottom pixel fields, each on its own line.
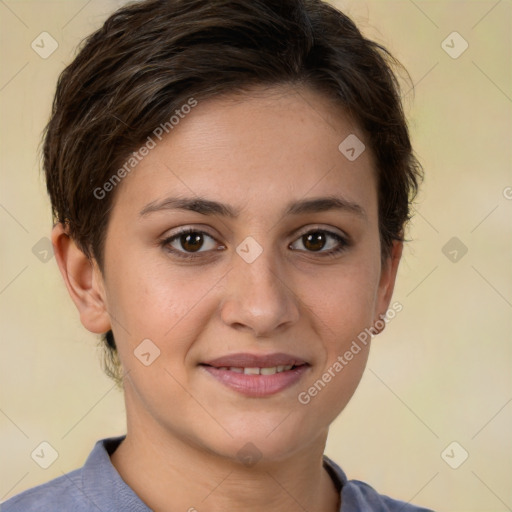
left=160, top=227, right=350, bottom=261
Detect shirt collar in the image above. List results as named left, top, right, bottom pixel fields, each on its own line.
left=82, top=435, right=151, bottom=511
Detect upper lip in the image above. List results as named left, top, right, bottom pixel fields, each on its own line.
left=202, top=352, right=308, bottom=368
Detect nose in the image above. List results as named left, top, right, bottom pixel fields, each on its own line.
left=219, top=246, right=300, bottom=338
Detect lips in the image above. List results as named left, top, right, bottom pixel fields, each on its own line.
left=200, top=352, right=310, bottom=397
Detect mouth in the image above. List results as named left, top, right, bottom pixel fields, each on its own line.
left=203, top=364, right=302, bottom=375
left=200, top=353, right=310, bottom=397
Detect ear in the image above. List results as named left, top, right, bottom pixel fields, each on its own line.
left=374, top=240, right=403, bottom=332
left=51, top=223, right=111, bottom=334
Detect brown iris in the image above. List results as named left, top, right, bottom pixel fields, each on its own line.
left=180, top=232, right=204, bottom=252
left=302, top=232, right=326, bottom=251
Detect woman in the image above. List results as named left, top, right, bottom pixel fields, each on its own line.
left=2, top=0, right=432, bottom=510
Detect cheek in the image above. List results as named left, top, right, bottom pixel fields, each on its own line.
left=105, top=254, right=222, bottom=356
left=293, top=253, right=380, bottom=414
left=301, top=259, right=381, bottom=340
left=298, top=270, right=376, bottom=419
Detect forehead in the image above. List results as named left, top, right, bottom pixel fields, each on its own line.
left=109, top=85, right=377, bottom=222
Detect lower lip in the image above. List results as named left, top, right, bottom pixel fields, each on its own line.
left=201, top=365, right=310, bottom=397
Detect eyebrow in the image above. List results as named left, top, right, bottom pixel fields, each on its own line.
left=139, top=195, right=367, bottom=220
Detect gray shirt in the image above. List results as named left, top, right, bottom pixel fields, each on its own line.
left=1, top=436, right=435, bottom=511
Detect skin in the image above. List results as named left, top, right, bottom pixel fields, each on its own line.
left=52, top=84, right=402, bottom=512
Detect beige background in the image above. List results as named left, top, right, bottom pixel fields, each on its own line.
left=0, top=1, right=510, bottom=511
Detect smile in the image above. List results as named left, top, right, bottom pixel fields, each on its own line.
left=200, top=353, right=310, bottom=397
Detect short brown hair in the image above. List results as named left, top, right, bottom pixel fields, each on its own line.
left=43, top=0, right=422, bottom=384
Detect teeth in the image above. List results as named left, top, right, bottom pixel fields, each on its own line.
left=213, top=364, right=299, bottom=374
left=216, top=365, right=297, bottom=374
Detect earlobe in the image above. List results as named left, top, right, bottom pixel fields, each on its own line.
left=51, top=223, right=111, bottom=334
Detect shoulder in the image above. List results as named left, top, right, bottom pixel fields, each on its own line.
left=1, top=469, right=85, bottom=512
left=323, top=456, right=436, bottom=512
left=1, top=436, right=130, bottom=512
left=344, top=479, right=435, bottom=512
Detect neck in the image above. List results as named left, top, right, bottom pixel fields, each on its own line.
left=110, top=396, right=340, bottom=512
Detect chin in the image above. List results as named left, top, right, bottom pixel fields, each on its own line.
left=195, top=412, right=325, bottom=466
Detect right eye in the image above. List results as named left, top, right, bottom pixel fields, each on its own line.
left=161, top=228, right=223, bottom=259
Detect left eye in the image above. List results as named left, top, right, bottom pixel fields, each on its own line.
left=289, top=230, right=347, bottom=253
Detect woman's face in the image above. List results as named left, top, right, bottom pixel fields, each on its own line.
left=98, top=85, right=401, bottom=462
